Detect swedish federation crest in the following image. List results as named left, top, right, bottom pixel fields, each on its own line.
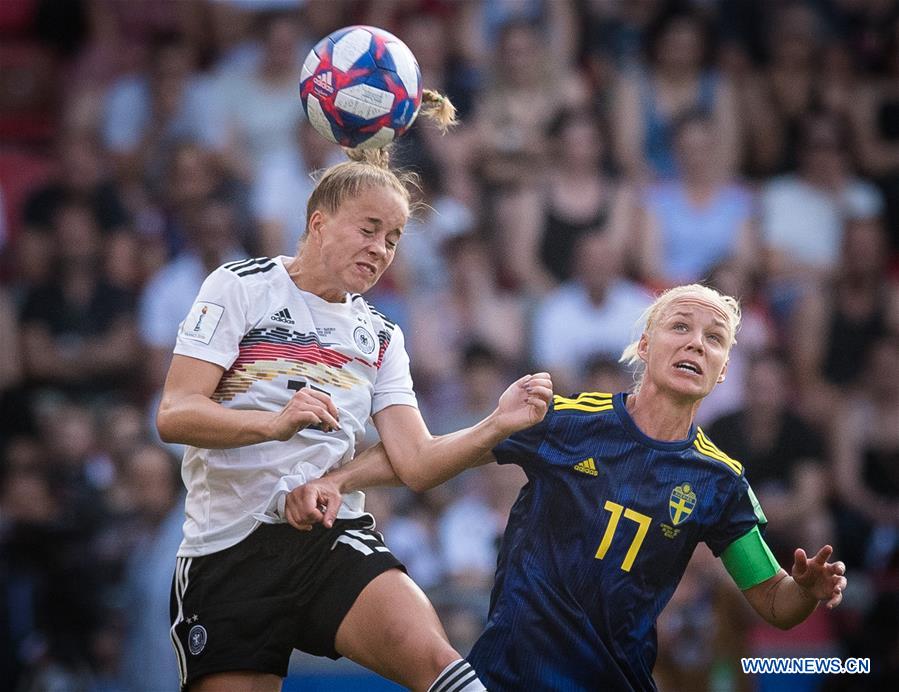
left=669, top=483, right=697, bottom=525
left=188, top=624, right=207, bottom=655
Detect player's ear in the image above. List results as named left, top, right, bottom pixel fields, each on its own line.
left=717, top=358, right=729, bottom=383
left=307, top=209, right=327, bottom=242
left=636, top=333, right=649, bottom=362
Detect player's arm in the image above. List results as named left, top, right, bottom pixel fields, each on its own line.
left=282, top=440, right=408, bottom=530
left=282, top=373, right=551, bottom=530
left=285, top=406, right=526, bottom=529
left=156, top=354, right=340, bottom=449
left=373, top=373, right=551, bottom=492
left=723, top=528, right=847, bottom=630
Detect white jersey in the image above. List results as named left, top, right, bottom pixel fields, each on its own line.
left=172, top=256, right=417, bottom=557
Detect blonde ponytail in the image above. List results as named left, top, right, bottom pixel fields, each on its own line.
left=340, top=89, right=457, bottom=166
left=420, top=89, right=457, bottom=133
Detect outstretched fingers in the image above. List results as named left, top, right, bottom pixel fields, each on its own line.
left=825, top=559, right=847, bottom=609
left=793, top=545, right=848, bottom=609
left=811, top=544, right=834, bottom=565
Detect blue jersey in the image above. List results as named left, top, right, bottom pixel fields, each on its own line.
left=468, top=392, right=766, bottom=691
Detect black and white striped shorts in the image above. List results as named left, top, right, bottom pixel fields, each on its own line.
left=169, top=517, right=404, bottom=690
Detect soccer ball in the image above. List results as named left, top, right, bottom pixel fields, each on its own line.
left=300, top=25, right=423, bottom=149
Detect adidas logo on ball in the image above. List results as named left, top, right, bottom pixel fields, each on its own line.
left=313, top=71, right=334, bottom=95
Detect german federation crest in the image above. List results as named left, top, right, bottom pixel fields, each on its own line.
left=669, top=483, right=697, bottom=525
left=353, top=326, right=376, bottom=355
left=188, top=624, right=207, bottom=655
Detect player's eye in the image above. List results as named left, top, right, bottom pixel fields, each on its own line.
left=360, top=227, right=374, bottom=236
left=708, top=333, right=724, bottom=344
left=673, top=322, right=688, bottom=332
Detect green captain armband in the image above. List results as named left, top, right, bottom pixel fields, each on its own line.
left=720, top=525, right=781, bottom=590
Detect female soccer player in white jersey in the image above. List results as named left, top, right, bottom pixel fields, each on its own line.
left=294, top=283, right=848, bottom=691
left=156, top=92, right=554, bottom=692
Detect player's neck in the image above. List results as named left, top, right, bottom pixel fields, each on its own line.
left=626, top=387, right=699, bottom=442
left=284, top=255, right=346, bottom=303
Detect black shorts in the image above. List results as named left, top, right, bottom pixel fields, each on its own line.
left=169, top=517, right=404, bottom=689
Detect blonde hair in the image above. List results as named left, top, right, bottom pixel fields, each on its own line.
left=304, top=89, right=457, bottom=230
left=619, top=284, right=742, bottom=391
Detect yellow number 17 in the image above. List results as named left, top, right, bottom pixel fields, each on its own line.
left=594, top=500, right=652, bottom=572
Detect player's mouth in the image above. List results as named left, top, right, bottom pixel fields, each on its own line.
left=355, top=261, right=378, bottom=276
left=673, top=360, right=703, bottom=376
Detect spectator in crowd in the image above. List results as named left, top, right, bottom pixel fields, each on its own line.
left=22, top=128, right=129, bottom=237
left=102, top=30, right=212, bottom=188
left=791, top=216, right=894, bottom=402
left=707, top=351, right=832, bottom=560
left=831, top=336, right=899, bottom=571
left=208, top=11, right=306, bottom=180
left=503, top=107, right=633, bottom=292
left=19, top=201, right=139, bottom=402
left=139, top=195, right=247, bottom=392
left=146, top=140, right=251, bottom=264
left=407, top=233, right=528, bottom=392
left=850, top=16, right=899, bottom=251
left=760, top=111, right=884, bottom=320
left=390, top=155, right=475, bottom=300
left=579, top=0, right=665, bottom=73
left=532, top=230, right=651, bottom=394
left=738, top=1, right=829, bottom=176
left=613, top=7, right=740, bottom=181
left=0, top=403, right=108, bottom=690
left=428, top=342, right=514, bottom=436
left=632, top=108, right=757, bottom=286
left=439, top=461, right=528, bottom=590
left=471, top=17, right=588, bottom=289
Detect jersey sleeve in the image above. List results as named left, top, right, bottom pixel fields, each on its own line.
left=173, top=267, right=251, bottom=369
left=704, top=474, right=768, bottom=557
left=371, top=324, right=417, bottom=414
left=493, top=404, right=553, bottom=468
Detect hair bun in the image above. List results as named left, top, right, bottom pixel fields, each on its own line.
left=344, top=147, right=391, bottom=169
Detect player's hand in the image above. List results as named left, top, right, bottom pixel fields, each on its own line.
left=493, top=373, right=553, bottom=436
left=791, top=545, right=847, bottom=609
left=268, top=388, right=340, bottom=441
left=284, top=478, right=342, bottom=531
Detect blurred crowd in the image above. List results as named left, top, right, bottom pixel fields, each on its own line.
left=1, top=0, right=898, bottom=690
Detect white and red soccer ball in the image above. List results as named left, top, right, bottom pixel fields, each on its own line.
left=300, top=25, right=423, bottom=149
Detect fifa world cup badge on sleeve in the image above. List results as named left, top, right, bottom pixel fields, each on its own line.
left=181, top=302, right=224, bottom=345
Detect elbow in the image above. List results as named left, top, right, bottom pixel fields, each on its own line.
left=779, top=616, right=807, bottom=631
left=401, top=469, right=431, bottom=494
left=155, top=400, right=178, bottom=443
left=394, top=459, right=436, bottom=493
left=764, top=609, right=805, bottom=631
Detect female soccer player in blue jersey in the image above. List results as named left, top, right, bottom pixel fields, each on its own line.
left=295, top=283, right=847, bottom=691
